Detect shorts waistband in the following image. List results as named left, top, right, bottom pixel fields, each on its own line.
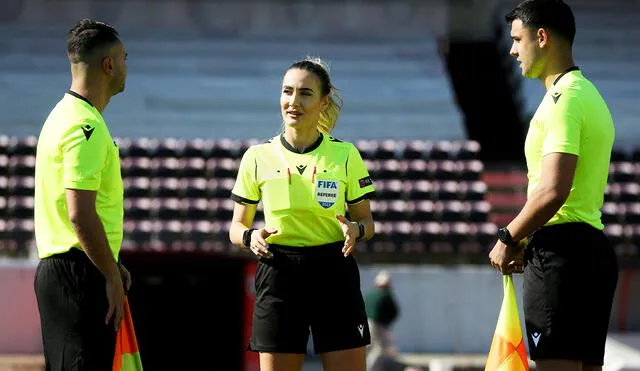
left=268, top=241, right=344, bottom=255
left=43, top=247, right=88, bottom=261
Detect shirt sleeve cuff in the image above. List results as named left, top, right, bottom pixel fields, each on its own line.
left=346, top=190, right=376, bottom=204
left=542, top=143, right=580, bottom=156
left=63, top=179, right=99, bottom=191
left=231, top=193, right=260, bottom=205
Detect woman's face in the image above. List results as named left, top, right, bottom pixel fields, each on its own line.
left=280, top=68, right=328, bottom=131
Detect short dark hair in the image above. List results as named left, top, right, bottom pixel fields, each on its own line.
left=67, top=19, right=120, bottom=63
left=505, top=0, right=576, bottom=45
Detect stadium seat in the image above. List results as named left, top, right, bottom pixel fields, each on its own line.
left=7, top=196, right=33, bottom=218
left=430, top=141, right=452, bottom=160
left=207, top=158, right=238, bottom=179
left=151, top=177, right=181, bottom=198
left=0, top=155, right=8, bottom=177
left=183, top=220, right=213, bottom=246
left=604, top=224, right=626, bottom=253
left=405, top=159, right=429, bottom=180
left=0, top=176, right=8, bottom=197
left=121, top=157, right=153, bottom=178
left=611, top=162, right=635, bottom=182
left=208, top=178, right=235, bottom=199
left=454, top=141, right=481, bottom=160
left=433, top=160, right=457, bottom=180
left=8, top=155, right=36, bottom=176
left=376, top=159, right=405, bottom=180
left=156, top=220, right=184, bottom=244
left=477, top=222, right=498, bottom=248
left=181, top=157, right=207, bottom=178
left=210, top=138, right=242, bottom=159
left=386, top=200, right=413, bottom=221
left=155, top=138, right=182, bottom=158
left=468, top=201, right=490, bottom=222
left=407, top=180, right=434, bottom=200
left=625, top=203, right=640, bottom=224
left=123, top=177, right=151, bottom=198
left=124, top=198, right=153, bottom=220
left=619, top=183, right=640, bottom=202
left=375, top=139, right=398, bottom=160
left=601, top=202, right=621, bottom=224
left=440, top=200, right=464, bottom=222
left=376, top=179, right=405, bottom=200
left=125, top=219, right=154, bottom=243
left=183, top=198, right=210, bottom=220
left=0, top=135, right=9, bottom=156
left=8, top=176, right=35, bottom=197
left=183, top=138, right=213, bottom=158
left=400, top=140, right=425, bottom=160
left=152, top=157, right=181, bottom=178
left=209, top=199, right=235, bottom=220
left=127, top=137, right=155, bottom=158
left=155, top=198, right=181, bottom=220
left=183, top=177, right=209, bottom=198
left=7, top=219, right=35, bottom=242
left=413, top=200, right=436, bottom=221
left=8, top=136, right=37, bottom=156
left=460, top=181, right=487, bottom=201
left=355, top=139, right=378, bottom=160
left=434, top=180, right=459, bottom=200
left=460, top=160, right=483, bottom=181
left=370, top=222, right=396, bottom=253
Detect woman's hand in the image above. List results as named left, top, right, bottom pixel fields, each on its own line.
left=249, top=227, right=278, bottom=259
left=336, top=215, right=359, bottom=257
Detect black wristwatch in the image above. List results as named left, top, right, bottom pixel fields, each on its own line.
left=497, top=227, right=518, bottom=247
left=356, top=223, right=365, bottom=242
left=243, top=228, right=257, bottom=248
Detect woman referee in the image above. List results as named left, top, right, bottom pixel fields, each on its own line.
left=229, top=57, right=375, bottom=371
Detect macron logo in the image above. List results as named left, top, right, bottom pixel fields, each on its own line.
left=358, top=324, right=364, bottom=338
left=531, top=332, right=541, bottom=347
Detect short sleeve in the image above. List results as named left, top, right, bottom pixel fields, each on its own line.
left=61, top=120, right=108, bottom=190
left=346, top=144, right=376, bottom=204
left=231, top=147, right=260, bottom=204
left=542, top=89, right=582, bottom=157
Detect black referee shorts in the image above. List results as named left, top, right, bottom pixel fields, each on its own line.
left=249, top=242, right=371, bottom=354
left=523, top=222, right=618, bottom=365
left=34, top=248, right=116, bottom=371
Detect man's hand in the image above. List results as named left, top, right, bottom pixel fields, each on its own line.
left=489, top=240, right=525, bottom=274
left=105, top=273, right=125, bottom=332
left=118, top=263, right=132, bottom=294
left=336, top=215, right=359, bottom=257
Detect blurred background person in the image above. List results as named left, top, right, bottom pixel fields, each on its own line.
left=365, top=271, right=400, bottom=371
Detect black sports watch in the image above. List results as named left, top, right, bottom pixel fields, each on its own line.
left=497, top=227, right=518, bottom=247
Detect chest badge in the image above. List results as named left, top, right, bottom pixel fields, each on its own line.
left=316, top=179, right=338, bottom=209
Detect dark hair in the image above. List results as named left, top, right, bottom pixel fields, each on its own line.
left=505, top=0, right=576, bottom=45
left=67, top=19, right=120, bottom=63
left=286, top=57, right=343, bottom=134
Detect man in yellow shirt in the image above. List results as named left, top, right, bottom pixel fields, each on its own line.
left=34, top=19, right=130, bottom=371
left=489, top=1, right=618, bottom=371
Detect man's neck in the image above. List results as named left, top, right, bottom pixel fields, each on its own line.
left=540, top=53, right=576, bottom=90
left=284, top=127, right=321, bottom=153
left=69, top=76, right=110, bottom=113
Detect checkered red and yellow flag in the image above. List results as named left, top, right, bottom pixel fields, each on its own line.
left=113, top=297, right=143, bottom=371
left=485, top=275, right=529, bottom=371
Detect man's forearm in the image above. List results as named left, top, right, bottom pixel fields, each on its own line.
left=507, top=186, right=567, bottom=242
left=70, top=212, right=119, bottom=280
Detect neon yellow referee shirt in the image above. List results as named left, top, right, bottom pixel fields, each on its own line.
left=231, top=133, right=376, bottom=247
left=34, top=91, right=124, bottom=260
left=524, top=68, right=615, bottom=230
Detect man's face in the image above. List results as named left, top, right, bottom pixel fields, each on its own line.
left=107, top=41, right=128, bottom=95
left=509, top=19, right=545, bottom=79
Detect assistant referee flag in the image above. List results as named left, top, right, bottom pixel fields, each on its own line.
left=485, top=275, right=529, bottom=371
left=113, top=298, right=143, bottom=371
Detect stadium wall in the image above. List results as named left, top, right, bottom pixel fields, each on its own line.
left=2, top=263, right=639, bottom=355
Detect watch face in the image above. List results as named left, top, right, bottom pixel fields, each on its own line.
left=498, top=228, right=508, bottom=242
